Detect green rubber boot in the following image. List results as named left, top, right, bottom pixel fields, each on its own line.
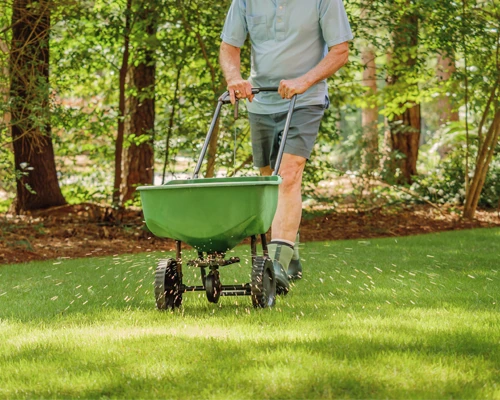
left=267, top=243, right=292, bottom=294
left=287, top=233, right=303, bottom=280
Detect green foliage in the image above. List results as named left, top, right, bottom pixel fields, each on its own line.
left=412, top=150, right=468, bottom=206
left=0, top=139, right=14, bottom=202
left=61, top=182, right=112, bottom=205
left=0, top=199, right=11, bottom=213
left=412, top=148, right=500, bottom=209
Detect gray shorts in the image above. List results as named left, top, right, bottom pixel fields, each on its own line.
left=248, top=105, right=325, bottom=169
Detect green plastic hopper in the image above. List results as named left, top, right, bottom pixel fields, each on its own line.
left=138, top=176, right=281, bottom=253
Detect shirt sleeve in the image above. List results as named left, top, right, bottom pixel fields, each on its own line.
left=220, top=0, right=248, bottom=47
left=319, top=0, right=354, bottom=48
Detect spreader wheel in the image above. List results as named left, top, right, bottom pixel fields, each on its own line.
left=205, top=270, right=222, bottom=303
left=154, top=258, right=182, bottom=310
left=251, top=256, right=276, bottom=308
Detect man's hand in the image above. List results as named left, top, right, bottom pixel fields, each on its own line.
left=227, top=79, right=254, bottom=105
left=220, top=42, right=254, bottom=105
left=278, top=77, right=310, bottom=100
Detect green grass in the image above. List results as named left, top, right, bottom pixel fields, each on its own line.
left=1, top=229, right=499, bottom=399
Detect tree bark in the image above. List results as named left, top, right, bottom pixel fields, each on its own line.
left=390, top=105, right=421, bottom=183
left=205, top=110, right=220, bottom=178
left=121, top=5, right=156, bottom=204
left=388, top=7, right=421, bottom=184
left=9, top=0, right=65, bottom=213
left=361, top=44, right=378, bottom=171
left=162, top=64, right=182, bottom=184
left=463, top=110, right=500, bottom=219
left=113, top=0, right=132, bottom=207
left=436, top=53, right=459, bottom=126
left=121, top=62, right=155, bottom=203
left=436, top=53, right=459, bottom=158
left=1, top=37, right=10, bottom=128
left=380, top=51, right=393, bottom=171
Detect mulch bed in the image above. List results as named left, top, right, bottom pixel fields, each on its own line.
left=1, top=203, right=499, bottom=265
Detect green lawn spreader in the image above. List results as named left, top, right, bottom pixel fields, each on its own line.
left=138, top=88, right=297, bottom=309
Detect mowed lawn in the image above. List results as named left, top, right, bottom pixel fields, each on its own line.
left=0, top=228, right=499, bottom=400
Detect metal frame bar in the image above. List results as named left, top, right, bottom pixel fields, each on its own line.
left=251, top=235, right=257, bottom=264
left=175, top=241, right=183, bottom=280
left=260, top=233, right=268, bottom=257
left=193, top=101, right=223, bottom=178
left=175, top=231, right=269, bottom=298
left=182, top=284, right=251, bottom=296
left=272, top=96, right=297, bottom=175
left=192, top=87, right=297, bottom=179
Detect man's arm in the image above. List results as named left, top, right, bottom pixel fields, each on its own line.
left=220, top=41, right=254, bottom=105
left=278, top=41, right=349, bottom=99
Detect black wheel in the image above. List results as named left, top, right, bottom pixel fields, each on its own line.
left=205, top=270, right=222, bottom=303
left=251, top=256, right=276, bottom=308
left=154, top=258, right=182, bottom=310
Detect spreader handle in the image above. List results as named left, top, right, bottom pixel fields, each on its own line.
left=193, top=88, right=297, bottom=179
left=218, top=87, right=279, bottom=104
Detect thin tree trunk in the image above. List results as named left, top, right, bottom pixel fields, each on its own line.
left=0, top=37, right=10, bottom=127
left=178, top=2, right=225, bottom=178
left=162, top=64, right=182, bottom=184
left=463, top=110, right=500, bottom=219
left=477, top=77, right=499, bottom=149
left=205, top=110, right=220, bottom=178
left=113, top=0, right=132, bottom=207
left=388, top=7, right=421, bottom=184
left=380, top=51, right=393, bottom=172
left=121, top=3, right=157, bottom=204
left=10, top=0, right=65, bottom=213
left=361, top=44, right=378, bottom=171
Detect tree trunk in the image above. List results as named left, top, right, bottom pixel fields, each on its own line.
left=436, top=53, right=459, bottom=158
left=162, top=64, right=182, bottom=184
left=436, top=53, right=459, bottom=126
left=178, top=2, right=225, bottom=179
left=390, top=106, right=421, bottom=183
left=1, top=37, right=10, bottom=128
left=388, top=7, right=421, bottom=184
left=205, top=111, right=220, bottom=178
left=113, top=0, right=132, bottom=207
left=379, top=51, right=393, bottom=172
left=122, top=63, right=156, bottom=203
left=361, top=44, right=378, bottom=171
left=463, top=110, right=500, bottom=219
left=121, top=6, right=156, bottom=204
left=9, top=0, right=65, bottom=213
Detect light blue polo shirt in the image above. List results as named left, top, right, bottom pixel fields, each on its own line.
left=221, top=0, right=353, bottom=114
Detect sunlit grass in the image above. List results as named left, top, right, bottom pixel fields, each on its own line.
left=0, top=228, right=499, bottom=399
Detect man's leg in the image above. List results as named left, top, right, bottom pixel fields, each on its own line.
left=271, top=153, right=305, bottom=242
left=260, top=154, right=305, bottom=243
left=256, top=105, right=324, bottom=288
left=262, top=154, right=305, bottom=291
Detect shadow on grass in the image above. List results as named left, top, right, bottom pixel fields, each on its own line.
left=2, top=329, right=497, bottom=399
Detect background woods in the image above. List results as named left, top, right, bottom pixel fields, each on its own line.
left=0, top=0, right=499, bottom=218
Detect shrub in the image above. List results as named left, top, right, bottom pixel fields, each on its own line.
left=411, top=148, right=500, bottom=209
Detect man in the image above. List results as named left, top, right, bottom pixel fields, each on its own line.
left=219, top=0, right=353, bottom=292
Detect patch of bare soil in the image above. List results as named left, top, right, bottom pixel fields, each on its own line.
left=1, top=203, right=499, bottom=265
